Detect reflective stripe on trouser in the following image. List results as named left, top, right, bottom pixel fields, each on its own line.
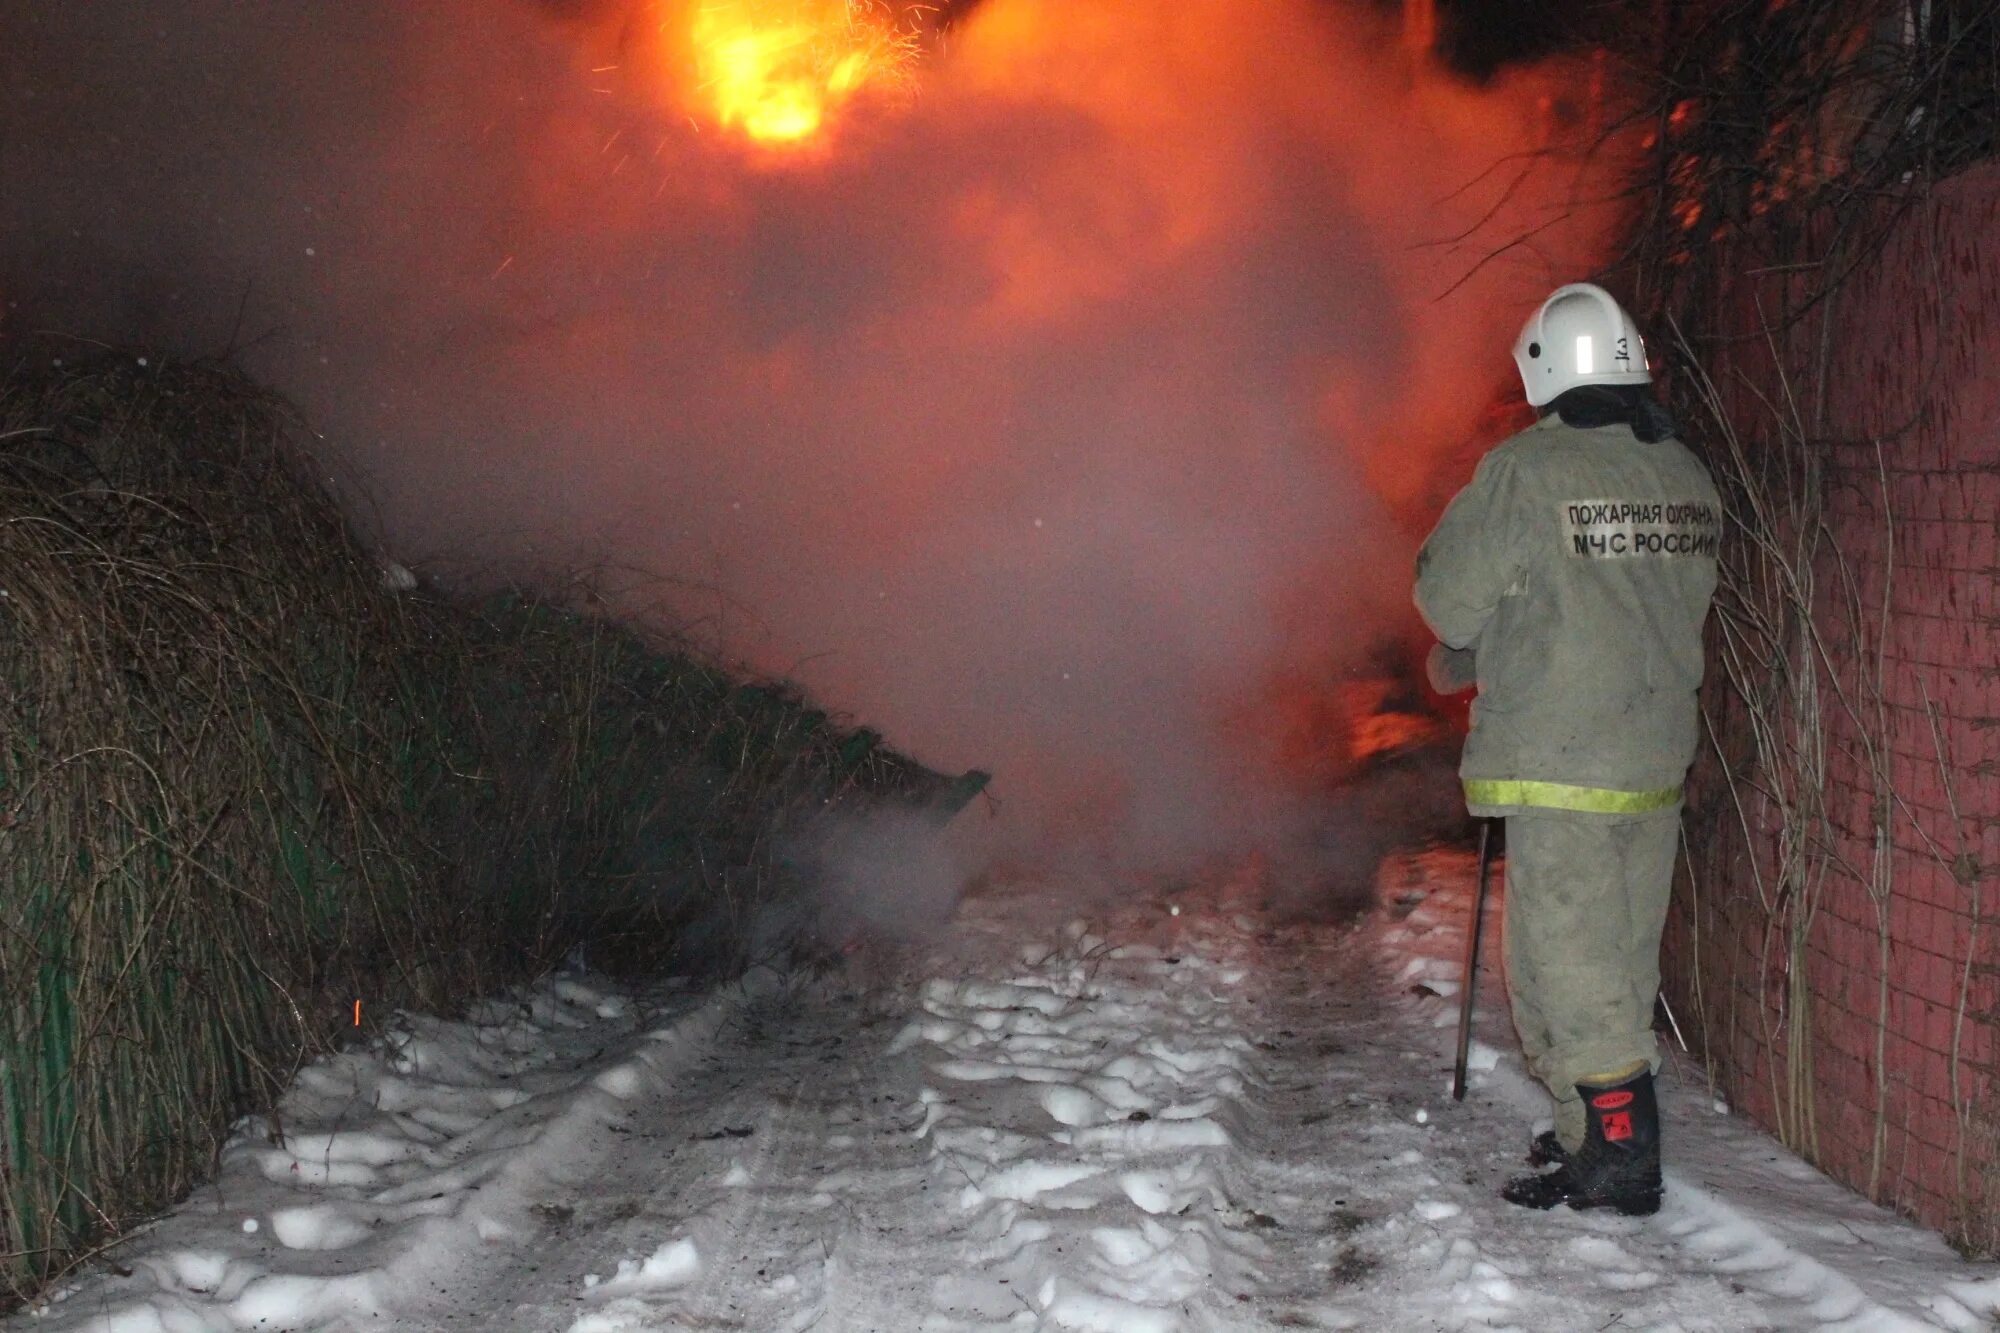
left=1463, top=779, right=1682, bottom=815
left=1501, top=807, right=1680, bottom=1152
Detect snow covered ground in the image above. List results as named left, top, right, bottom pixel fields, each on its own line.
left=17, top=848, right=2000, bottom=1332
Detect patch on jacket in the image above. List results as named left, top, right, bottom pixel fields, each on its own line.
left=1559, top=499, right=1719, bottom=559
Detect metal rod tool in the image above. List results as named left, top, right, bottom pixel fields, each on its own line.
left=1452, top=818, right=1496, bottom=1102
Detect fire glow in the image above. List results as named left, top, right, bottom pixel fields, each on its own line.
left=0, top=0, right=1639, bottom=873
left=683, top=0, right=912, bottom=145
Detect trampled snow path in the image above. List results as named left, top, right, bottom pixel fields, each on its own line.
left=18, top=851, right=2000, bottom=1332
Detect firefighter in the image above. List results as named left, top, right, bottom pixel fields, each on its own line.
left=1414, top=283, right=1721, bottom=1216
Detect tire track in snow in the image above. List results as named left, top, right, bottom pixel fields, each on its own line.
left=13, top=977, right=739, bottom=1333
left=19, top=856, right=2000, bottom=1332
left=896, top=874, right=1282, bottom=1331
left=542, top=982, right=939, bottom=1333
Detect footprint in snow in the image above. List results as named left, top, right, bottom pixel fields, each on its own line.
left=1569, top=1234, right=1664, bottom=1290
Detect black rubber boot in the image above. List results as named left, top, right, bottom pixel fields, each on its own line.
left=1527, top=1129, right=1567, bottom=1167
left=1502, top=1069, right=1662, bottom=1216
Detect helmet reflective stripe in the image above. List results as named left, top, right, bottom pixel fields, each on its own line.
left=1513, top=282, right=1652, bottom=407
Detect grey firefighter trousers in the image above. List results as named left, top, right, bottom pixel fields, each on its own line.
left=1501, top=806, right=1680, bottom=1151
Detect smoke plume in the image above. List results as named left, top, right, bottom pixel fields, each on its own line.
left=0, top=0, right=1625, bottom=900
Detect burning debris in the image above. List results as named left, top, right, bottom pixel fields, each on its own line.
left=674, top=0, right=918, bottom=145
left=596, top=0, right=927, bottom=155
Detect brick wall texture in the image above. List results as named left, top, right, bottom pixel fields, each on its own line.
left=1664, top=162, right=2000, bottom=1245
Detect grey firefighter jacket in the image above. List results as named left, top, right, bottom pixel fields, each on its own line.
left=1414, top=415, right=1721, bottom=816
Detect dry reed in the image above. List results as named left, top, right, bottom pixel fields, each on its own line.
left=0, top=345, right=973, bottom=1303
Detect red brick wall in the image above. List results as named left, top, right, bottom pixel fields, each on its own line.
left=1664, top=162, right=2000, bottom=1244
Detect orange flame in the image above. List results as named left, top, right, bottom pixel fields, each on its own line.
left=684, top=0, right=911, bottom=146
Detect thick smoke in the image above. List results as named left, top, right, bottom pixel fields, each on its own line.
left=1, top=0, right=1623, bottom=904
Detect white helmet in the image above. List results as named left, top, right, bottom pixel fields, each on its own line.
left=1512, top=282, right=1651, bottom=407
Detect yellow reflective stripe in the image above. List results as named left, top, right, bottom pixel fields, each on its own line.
left=1462, top=779, right=1682, bottom=814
